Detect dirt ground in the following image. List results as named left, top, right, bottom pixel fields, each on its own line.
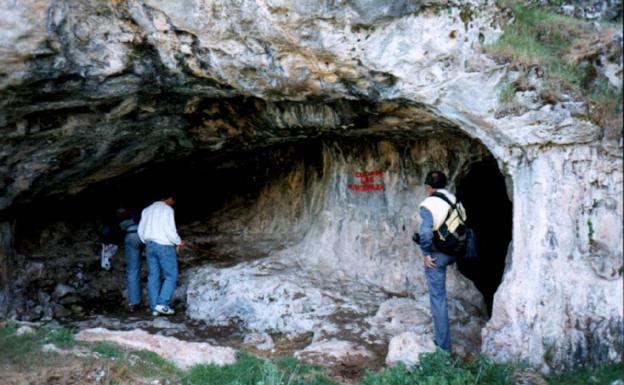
left=2, top=356, right=180, bottom=385
left=2, top=361, right=132, bottom=385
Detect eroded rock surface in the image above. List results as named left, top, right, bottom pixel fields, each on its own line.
left=75, top=327, right=236, bottom=369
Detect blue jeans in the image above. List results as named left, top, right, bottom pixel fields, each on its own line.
left=145, top=241, right=178, bottom=310
left=124, top=233, right=143, bottom=305
left=424, top=251, right=456, bottom=351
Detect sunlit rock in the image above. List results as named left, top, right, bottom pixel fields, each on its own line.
left=385, top=331, right=437, bottom=368
left=294, top=339, right=377, bottom=368
left=75, top=327, right=236, bottom=369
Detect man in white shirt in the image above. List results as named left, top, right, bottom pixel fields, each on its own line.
left=138, top=193, right=183, bottom=316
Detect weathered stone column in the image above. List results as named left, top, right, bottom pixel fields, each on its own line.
left=482, top=145, right=623, bottom=370
left=0, top=221, right=14, bottom=316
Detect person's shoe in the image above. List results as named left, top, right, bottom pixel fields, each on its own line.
left=127, top=304, right=139, bottom=313
left=154, top=304, right=175, bottom=315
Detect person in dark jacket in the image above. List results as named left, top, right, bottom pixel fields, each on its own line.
left=101, top=207, right=142, bottom=312
left=117, top=208, right=142, bottom=312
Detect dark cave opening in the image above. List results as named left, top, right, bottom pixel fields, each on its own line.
left=456, top=157, right=513, bottom=317
left=13, top=140, right=326, bottom=272
left=10, top=137, right=511, bottom=325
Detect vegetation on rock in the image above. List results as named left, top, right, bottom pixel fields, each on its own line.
left=488, top=1, right=623, bottom=136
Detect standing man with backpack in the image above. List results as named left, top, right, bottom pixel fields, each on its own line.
left=415, top=170, right=468, bottom=352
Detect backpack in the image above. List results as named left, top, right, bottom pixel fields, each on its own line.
left=430, top=192, right=476, bottom=258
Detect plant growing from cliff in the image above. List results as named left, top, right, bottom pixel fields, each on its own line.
left=587, top=218, right=594, bottom=241
left=543, top=343, right=555, bottom=366
left=487, top=1, right=623, bottom=133
left=498, top=82, right=517, bottom=105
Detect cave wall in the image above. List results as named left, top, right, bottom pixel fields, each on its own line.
left=483, top=145, right=623, bottom=370
left=196, top=137, right=489, bottom=292
left=1, top=0, right=622, bottom=369
left=184, top=137, right=488, bottom=360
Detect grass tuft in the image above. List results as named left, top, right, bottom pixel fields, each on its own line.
left=546, top=362, right=624, bottom=385
left=92, top=341, right=122, bottom=358
left=182, top=351, right=336, bottom=385
left=0, top=323, right=64, bottom=369
left=43, top=326, right=75, bottom=348
left=360, top=350, right=514, bottom=385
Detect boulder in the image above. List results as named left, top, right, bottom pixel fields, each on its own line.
left=295, top=339, right=377, bottom=368
left=385, top=331, right=436, bottom=368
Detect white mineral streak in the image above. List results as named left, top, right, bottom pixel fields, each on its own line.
left=294, top=339, right=376, bottom=366
left=186, top=140, right=488, bottom=366
left=75, top=327, right=236, bottom=369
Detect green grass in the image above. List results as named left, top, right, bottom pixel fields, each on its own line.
left=93, top=341, right=123, bottom=358
left=182, top=351, right=335, bottom=385
left=546, top=362, right=624, bottom=385
left=127, top=349, right=182, bottom=378
left=487, top=1, right=623, bottom=130
left=0, top=323, right=68, bottom=369
left=360, top=351, right=513, bottom=385
left=104, top=348, right=184, bottom=383
left=43, top=325, right=75, bottom=348
left=1, top=323, right=622, bottom=385
left=488, top=3, right=589, bottom=76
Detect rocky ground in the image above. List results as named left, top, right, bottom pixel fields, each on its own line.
left=4, top=229, right=484, bottom=381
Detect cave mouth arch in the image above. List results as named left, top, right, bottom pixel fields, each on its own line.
left=13, top=137, right=514, bottom=309
left=456, top=156, right=513, bottom=316
left=8, top=121, right=514, bottom=365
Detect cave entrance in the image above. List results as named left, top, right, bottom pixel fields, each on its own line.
left=456, top=156, right=512, bottom=316
left=5, top=130, right=515, bottom=376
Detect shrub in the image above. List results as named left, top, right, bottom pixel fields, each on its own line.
left=42, top=326, right=75, bottom=348
left=93, top=341, right=122, bottom=358
left=182, top=351, right=337, bottom=385
left=360, top=350, right=513, bottom=385
left=545, top=362, right=624, bottom=385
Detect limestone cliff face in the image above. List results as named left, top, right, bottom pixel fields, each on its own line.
left=184, top=139, right=488, bottom=359
left=0, top=0, right=622, bottom=369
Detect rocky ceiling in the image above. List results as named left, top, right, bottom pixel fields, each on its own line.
left=0, top=0, right=476, bottom=216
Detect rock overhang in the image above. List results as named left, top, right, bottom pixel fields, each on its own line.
left=0, top=0, right=515, bottom=212
left=0, top=92, right=476, bottom=216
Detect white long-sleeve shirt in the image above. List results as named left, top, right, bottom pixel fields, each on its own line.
left=138, top=201, right=182, bottom=246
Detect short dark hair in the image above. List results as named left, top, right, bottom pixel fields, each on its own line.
left=160, top=190, right=177, bottom=200
left=425, top=171, right=447, bottom=189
